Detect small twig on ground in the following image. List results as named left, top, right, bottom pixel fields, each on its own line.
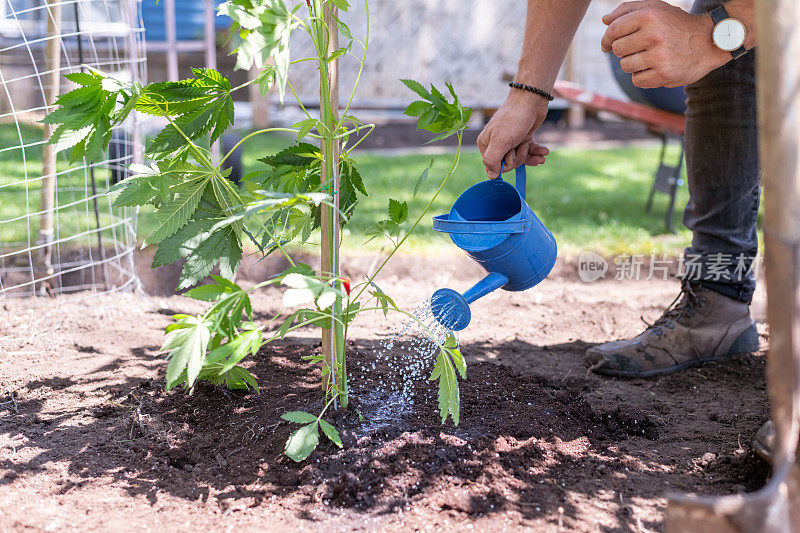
left=0, top=392, right=19, bottom=414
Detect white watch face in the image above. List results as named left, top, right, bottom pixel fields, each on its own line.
left=713, top=19, right=746, bottom=51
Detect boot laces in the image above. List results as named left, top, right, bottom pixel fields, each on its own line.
left=641, top=280, right=704, bottom=336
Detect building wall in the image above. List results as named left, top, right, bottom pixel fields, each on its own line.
left=287, top=0, right=693, bottom=108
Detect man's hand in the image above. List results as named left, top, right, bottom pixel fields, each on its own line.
left=476, top=91, right=550, bottom=179
left=601, top=0, right=730, bottom=89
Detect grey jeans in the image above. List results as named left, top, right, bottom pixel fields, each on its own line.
left=683, top=0, right=759, bottom=303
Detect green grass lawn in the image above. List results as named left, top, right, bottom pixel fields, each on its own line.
left=0, top=124, right=131, bottom=251
left=237, top=131, right=692, bottom=257
left=1, top=125, right=692, bottom=258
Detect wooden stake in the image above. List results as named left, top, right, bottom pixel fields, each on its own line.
left=39, top=0, right=63, bottom=293
left=564, top=38, right=584, bottom=129
left=759, top=0, right=800, bottom=475
left=320, top=2, right=340, bottom=396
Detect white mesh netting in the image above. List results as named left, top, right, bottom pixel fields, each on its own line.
left=0, top=0, right=145, bottom=298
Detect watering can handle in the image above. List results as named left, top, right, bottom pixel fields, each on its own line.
left=498, top=161, right=527, bottom=200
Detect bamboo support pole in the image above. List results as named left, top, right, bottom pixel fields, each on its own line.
left=665, top=0, right=800, bottom=530
left=320, top=1, right=342, bottom=405
left=39, top=0, right=63, bottom=293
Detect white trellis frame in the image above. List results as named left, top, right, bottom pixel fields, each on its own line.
left=0, top=0, right=145, bottom=298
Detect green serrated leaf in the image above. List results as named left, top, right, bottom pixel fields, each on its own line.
left=178, top=225, right=241, bottom=290
left=404, top=100, right=430, bottom=118
left=284, top=422, right=319, bottom=462
left=429, top=343, right=465, bottom=426
left=336, top=17, right=353, bottom=40
left=217, top=328, right=262, bottom=373
left=224, top=365, right=259, bottom=391
left=413, top=164, right=432, bottom=197
left=184, top=283, right=234, bottom=302
left=223, top=0, right=296, bottom=102
left=388, top=199, right=408, bottom=224
left=402, top=80, right=473, bottom=140
left=162, top=315, right=211, bottom=389
left=294, top=118, right=318, bottom=140
left=281, top=411, right=319, bottom=424
left=152, top=217, right=217, bottom=268
left=400, top=79, right=431, bottom=100
left=327, top=47, right=347, bottom=63
left=255, top=65, right=276, bottom=96
left=450, top=347, right=466, bottom=379
left=145, top=177, right=209, bottom=245
left=319, top=419, right=343, bottom=448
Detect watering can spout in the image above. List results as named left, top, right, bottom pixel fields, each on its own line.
left=431, top=272, right=509, bottom=331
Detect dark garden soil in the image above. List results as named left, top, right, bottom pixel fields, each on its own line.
left=0, top=252, right=771, bottom=531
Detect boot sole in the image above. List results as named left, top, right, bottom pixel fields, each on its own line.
left=592, top=352, right=743, bottom=378
left=590, top=325, right=760, bottom=379
left=752, top=438, right=773, bottom=465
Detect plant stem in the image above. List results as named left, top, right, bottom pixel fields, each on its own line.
left=219, top=127, right=301, bottom=166
left=286, top=79, right=314, bottom=120
left=343, top=123, right=375, bottom=154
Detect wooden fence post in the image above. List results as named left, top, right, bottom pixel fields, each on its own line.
left=665, top=0, right=800, bottom=530
left=39, top=0, right=63, bottom=293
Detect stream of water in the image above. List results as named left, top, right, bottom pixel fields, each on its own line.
left=349, top=298, right=459, bottom=434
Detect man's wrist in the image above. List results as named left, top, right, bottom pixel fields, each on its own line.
left=514, top=68, right=555, bottom=94
left=697, top=13, right=733, bottom=71
left=506, top=88, right=550, bottom=112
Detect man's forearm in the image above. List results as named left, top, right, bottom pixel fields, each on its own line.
left=516, top=0, right=592, bottom=91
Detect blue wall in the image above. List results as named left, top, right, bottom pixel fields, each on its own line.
left=141, top=0, right=231, bottom=42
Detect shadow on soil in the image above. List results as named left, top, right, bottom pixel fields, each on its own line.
left=1, top=335, right=771, bottom=531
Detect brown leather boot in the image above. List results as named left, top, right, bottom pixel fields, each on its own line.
left=585, top=281, right=759, bottom=378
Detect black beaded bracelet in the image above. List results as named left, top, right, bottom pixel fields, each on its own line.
left=509, top=82, right=555, bottom=102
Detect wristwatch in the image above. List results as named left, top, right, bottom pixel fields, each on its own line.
left=710, top=5, right=748, bottom=59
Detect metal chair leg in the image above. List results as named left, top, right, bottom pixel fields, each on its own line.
left=646, top=133, right=668, bottom=213
left=664, top=139, right=685, bottom=233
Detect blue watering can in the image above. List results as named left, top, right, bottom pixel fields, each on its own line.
left=430, top=163, right=557, bottom=330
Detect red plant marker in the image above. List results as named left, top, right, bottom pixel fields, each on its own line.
left=341, top=277, right=351, bottom=295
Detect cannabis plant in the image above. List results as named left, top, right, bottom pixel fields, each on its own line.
left=45, top=0, right=471, bottom=461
